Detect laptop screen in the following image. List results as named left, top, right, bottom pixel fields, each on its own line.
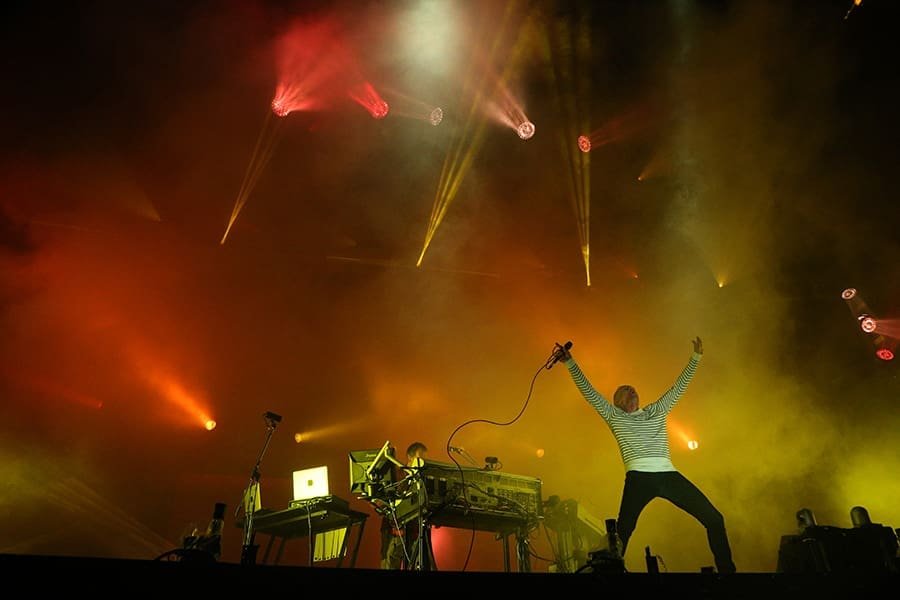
left=292, top=466, right=330, bottom=501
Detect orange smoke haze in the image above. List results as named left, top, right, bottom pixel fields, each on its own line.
left=1, top=0, right=898, bottom=574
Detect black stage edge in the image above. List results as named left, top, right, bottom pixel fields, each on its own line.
left=1, top=554, right=896, bottom=598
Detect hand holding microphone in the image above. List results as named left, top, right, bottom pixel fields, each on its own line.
left=545, top=340, right=573, bottom=369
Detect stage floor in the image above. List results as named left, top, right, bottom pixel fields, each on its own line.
left=1, top=553, right=896, bottom=598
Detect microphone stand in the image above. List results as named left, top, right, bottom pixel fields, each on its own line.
left=398, top=462, right=430, bottom=571
left=236, top=412, right=281, bottom=566
left=411, top=464, right=429, bottom=571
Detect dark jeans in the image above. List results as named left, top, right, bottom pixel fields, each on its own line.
left=618, top=470, right=736, bottom=574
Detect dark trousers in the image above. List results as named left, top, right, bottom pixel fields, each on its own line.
left=618, top=470, right=736, bottom=574
left=381, top=517, right=436, bottom=571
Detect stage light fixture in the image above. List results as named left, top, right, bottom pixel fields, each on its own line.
left=861, top=317, right=877, bottom=333
left=577, top=135, right=591, bottom=153
left=517, top=121, right=535, bottom=140
left=796, top=507, right=817, bottom=531
left=271, top=98, right=289, bottom=117
left=841, top=288, right=857, bottom=300
left=850, top=506, right=872, bottom=527
left=372, top=100, right=389, bottom=119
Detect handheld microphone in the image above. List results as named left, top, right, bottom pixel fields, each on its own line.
left=545, top=341, right=573, bottom=369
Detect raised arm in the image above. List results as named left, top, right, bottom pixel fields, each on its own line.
left=645, top=337, right=703, bottom=417
left=561, top=351, right=614, bottom=421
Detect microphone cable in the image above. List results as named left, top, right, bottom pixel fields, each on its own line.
left=447, top=343, right=566, bottom=571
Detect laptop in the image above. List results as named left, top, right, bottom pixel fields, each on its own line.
left=292, top=465, right=330, bottom=503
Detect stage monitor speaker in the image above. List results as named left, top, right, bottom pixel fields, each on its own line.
left=777, top=525, right=899, bottom=574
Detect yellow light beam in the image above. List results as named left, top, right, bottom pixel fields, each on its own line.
left=221, top=110, right=284, bottom=244
left=418, top=0, right=531, bottom=267
left=541, top=13, right=592, bottom=286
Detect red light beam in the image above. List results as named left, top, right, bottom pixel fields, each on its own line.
left=577, top=102, right=657, bottom=153
left=271, top=18, right=354, bottom=117
left=348, top=82, right=389, bottom=119
left=2, top=367, right=103, bottom=410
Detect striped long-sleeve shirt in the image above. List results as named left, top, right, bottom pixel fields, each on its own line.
left=564, top=352, right=702, bottom=473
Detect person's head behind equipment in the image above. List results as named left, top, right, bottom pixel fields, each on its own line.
left=613, top=385, right=640, bottom=413
left=406, top=442, right=428, bottom=467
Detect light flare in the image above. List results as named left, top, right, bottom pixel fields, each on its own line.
left=669, top=420, right=697, bottom=451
